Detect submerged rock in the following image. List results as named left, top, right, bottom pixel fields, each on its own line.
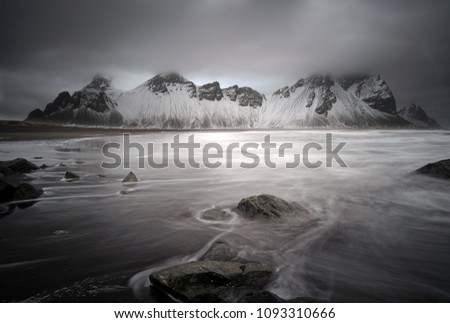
left=237, top=194, right=310, bottom=220
left=54, top=230, right=69, bottom=236
left=0, top=166, right=14, bottom=176
left=0, top=179, right=15, bottom=202
left=0, top=180, right=43, bottom=203
left=0, top=158, right=39, bottom=173
left=199, top=241, right=239, bottom=262
left=0, top=158, right=43, bottom=213
left=13, top=183, right=44, bottom=200
left=64, top=171, right=80, bottom=182
left=122, top=171, right=138, bottom=183
left=149, top=260, right=272, bottom=302
left=415, top=159, right=450, bottom=180
left=200, top=208, right=233, bottom=222
left=0, top=205, right=15, bottom=217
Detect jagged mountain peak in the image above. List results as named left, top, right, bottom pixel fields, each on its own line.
left=304, top=75, right=334, bottom=86
left=44, top=91, right=71, bottom=114
left=143, top=72, right=196, bottom=96
left=86, top=75, right=114, bottom=91
left=274, top=73, right=397, bottom=115
left=337, top=74, right=380, bottom=90
left=264, top=73, right=407, bottom=128
left=273, top=74, right=335, bottom=97
left=25, top=75, right=122, bottom=126
left=343, top=74, right=396, bottom=114
left=147, top=72, right=191, bottom=85
left=199, top=82, right=223, bottom=101
left=222, top=84, right=264, bottom=107
left=398, top=104, right=440, bottom=128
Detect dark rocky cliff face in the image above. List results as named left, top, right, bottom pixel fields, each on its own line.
left=44, top=92, right=71, bottom=115
left=273, top=86, right=290, bottom=98
left=223, top=85, right=264, bottom=107
left=145, top=73, right=197, bottom=98
left=26, top=76, right=123, bottom=127
left=199, top=82, right=224, bottom=101
left=305, top=76, right=336, bottom=115
left=338, top=74, right=397, bottom=114
left=272, top=74, right=398, bottom=117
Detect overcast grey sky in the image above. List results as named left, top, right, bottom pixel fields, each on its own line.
left=1, top=0, right=449, bottom=125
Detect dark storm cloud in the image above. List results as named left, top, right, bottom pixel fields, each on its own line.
left=0, top=0, right=449, bottom=125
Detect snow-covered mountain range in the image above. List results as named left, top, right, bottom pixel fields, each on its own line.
left=26, top=72, right=439, bottom=129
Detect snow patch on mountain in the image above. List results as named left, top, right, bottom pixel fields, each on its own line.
left=113, top=73, right=262, bottom=128
left=261, top=75, right=407, bottom=128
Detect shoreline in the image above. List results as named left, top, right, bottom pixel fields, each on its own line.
left=0, top=120, right=444, bottom=141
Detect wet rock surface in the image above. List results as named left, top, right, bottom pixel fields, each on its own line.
left=149, top=193, right=320, bottom=303
left=0, top=158, right=43, bottom=209
left=200, top=208, right=233, bottom=222
left=0, top=158, right=39, bottom=173
left=199, top=241, right=239, bottom=262
left=64, top=171, right=80, bottom=182
left=13, top=183, right=43, bottom=200
left=122, top=171, right=138, bottom=183
left=415, top=159, right=450, bottom=180
left=237, top=194, right=310, bottom=220
left=149, top=260, right=272, bottom=302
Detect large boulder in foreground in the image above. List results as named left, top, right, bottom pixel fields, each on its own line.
left=149, top=260, right=272, bottom=302
left=199, top=241, right=239, bottom=262
left=237, top=194, right=310, bottom=220
left=415, top=159, right=450, bottom=180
